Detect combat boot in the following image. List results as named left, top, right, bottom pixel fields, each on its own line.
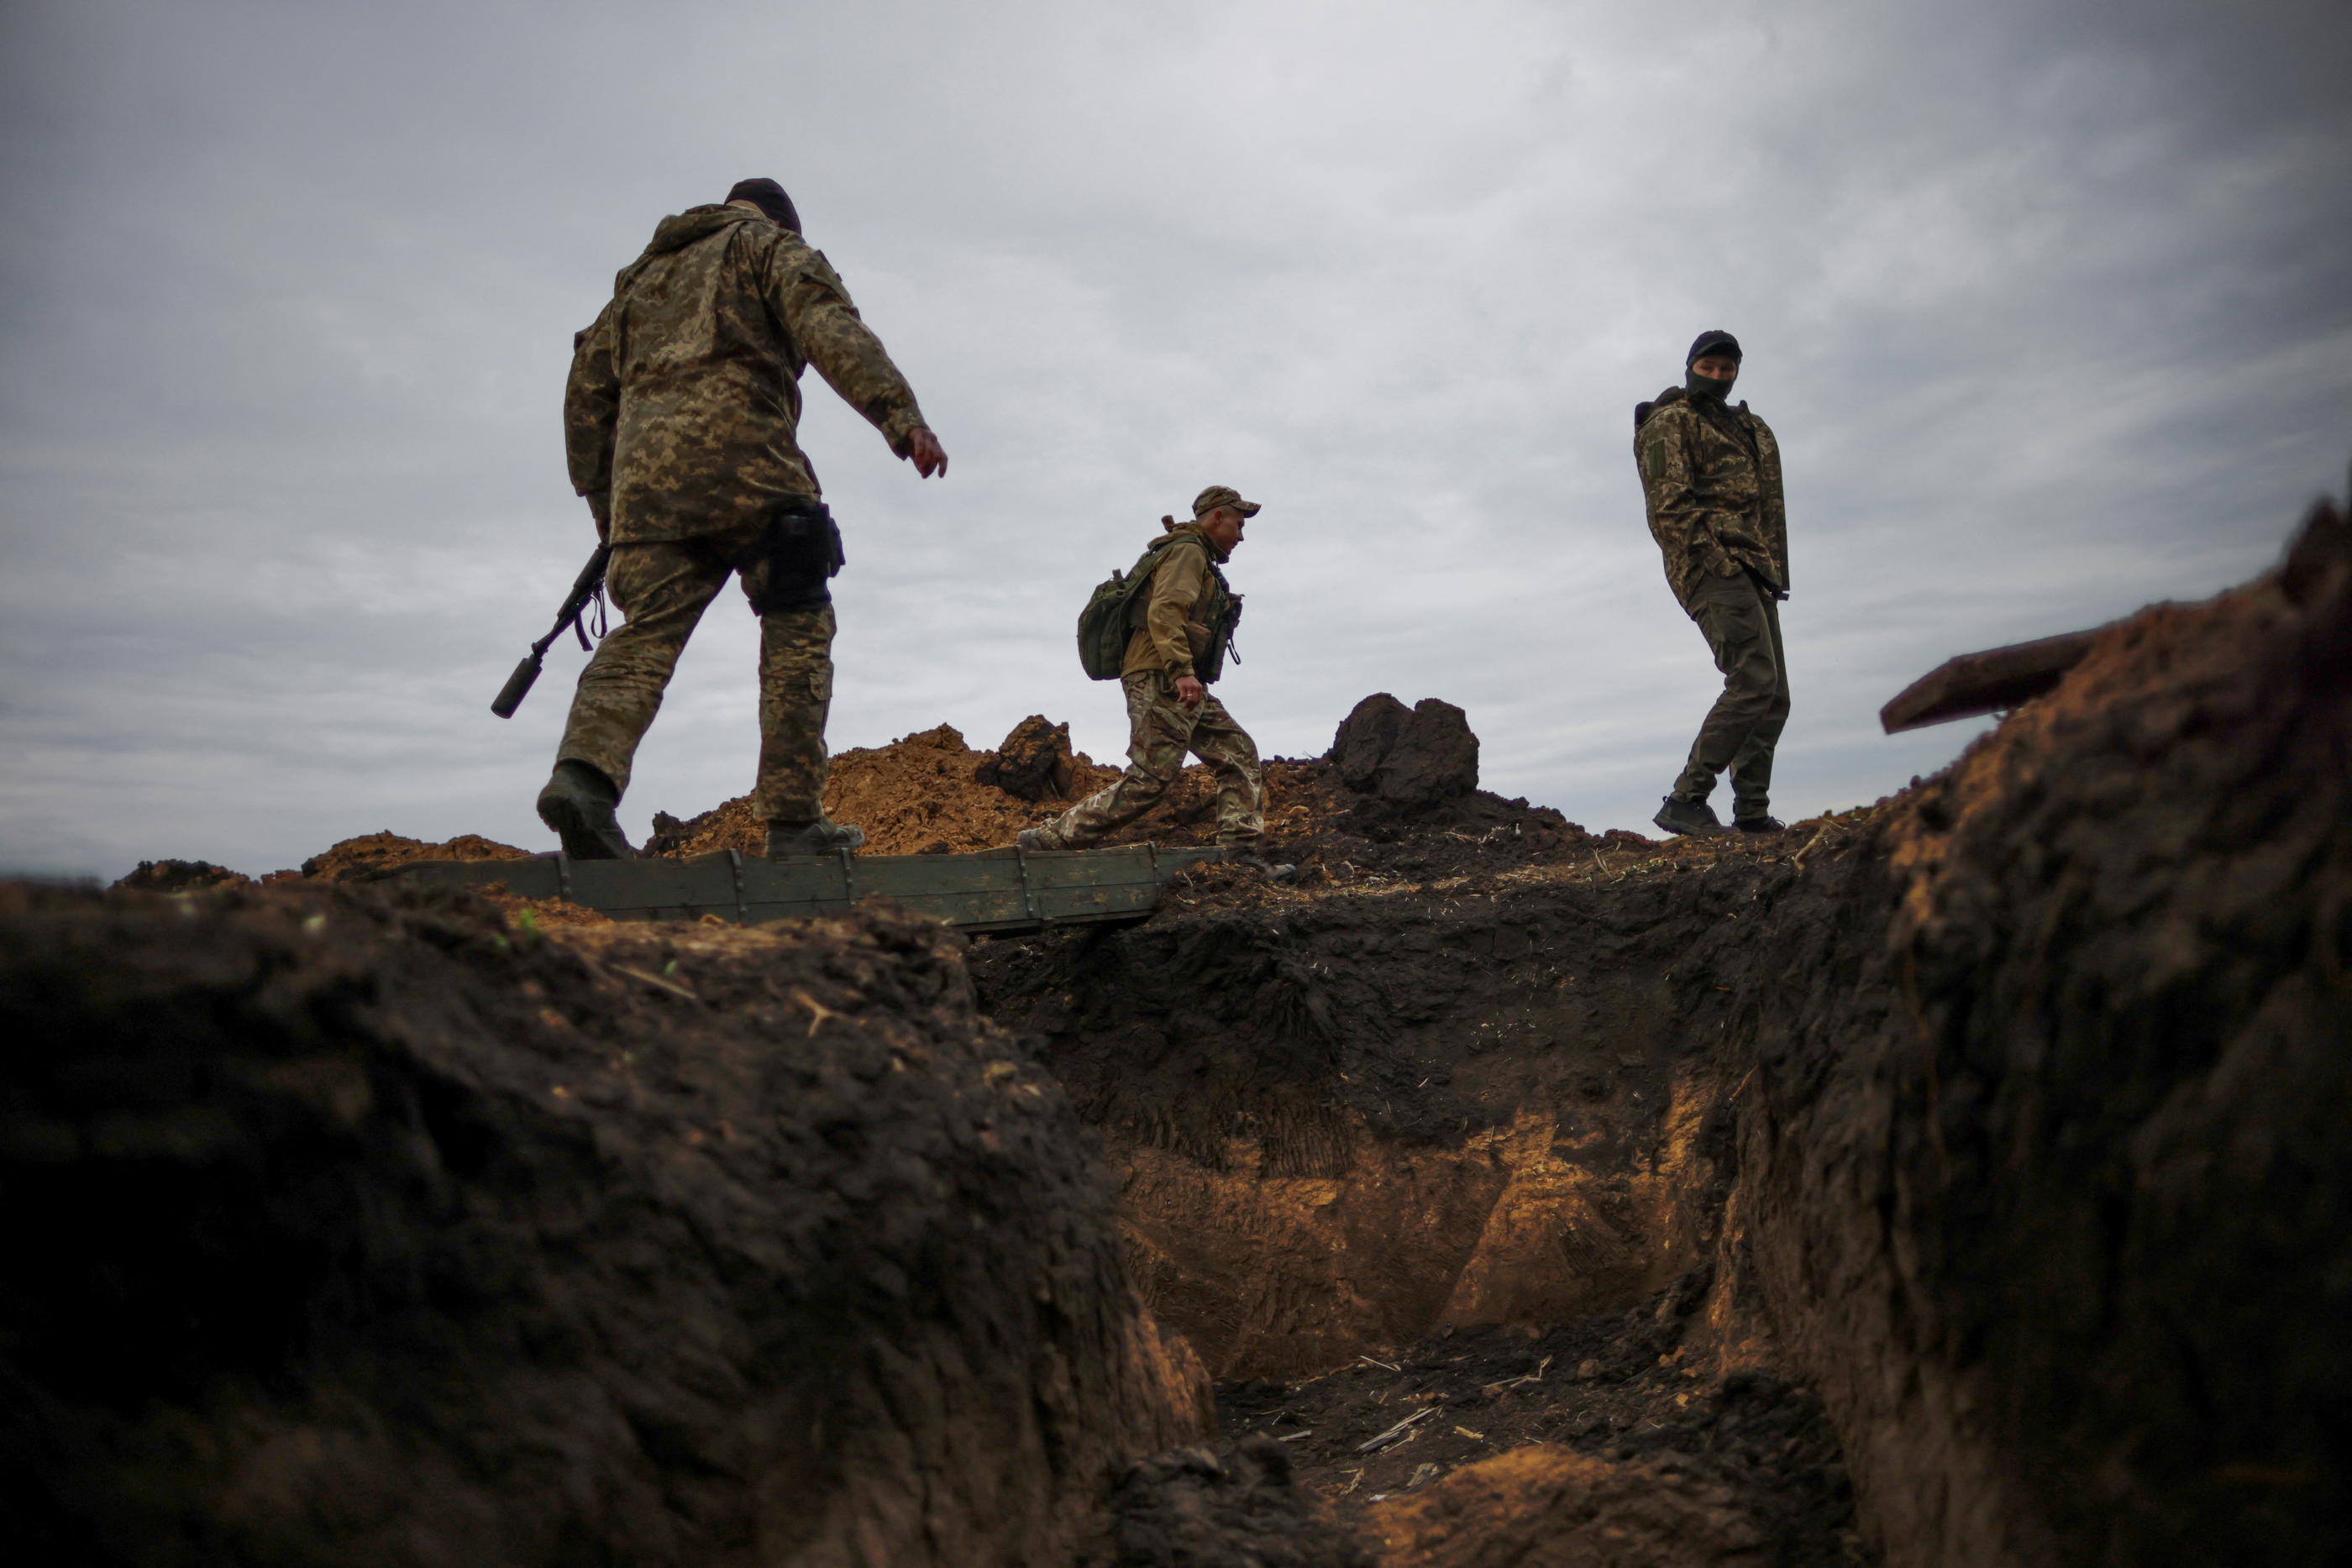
left=1651, top=795, right=1725, bottom=837
left=765, top=818, right=866, bottom=858
left=1733, top=813, right=1787, bottom=834
left=536, top=760, right=636, bottom=860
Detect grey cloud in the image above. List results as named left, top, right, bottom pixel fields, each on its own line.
left=2, top=0, right=2346, bottom=878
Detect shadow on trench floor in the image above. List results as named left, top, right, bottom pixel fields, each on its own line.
left=1215, top=1288, right=1871, bottom=1565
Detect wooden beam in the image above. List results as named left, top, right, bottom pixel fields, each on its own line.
left=1879, top=625, right=2109, bottom=734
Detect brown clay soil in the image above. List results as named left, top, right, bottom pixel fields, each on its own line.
left=638, top=714, right=1610, bottom=881
left=33, top=489, right=2352, bottom=1565
left=298, top=829, right=536, bottom=879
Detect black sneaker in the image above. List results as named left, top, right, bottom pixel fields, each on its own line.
left=1733, top=814, right=1787, bottom=834
left=1651, top=795, right=1725, bottom=837
left=537, top=760, right=636, bottom=859
left=765, top=819, right=866, bottom=858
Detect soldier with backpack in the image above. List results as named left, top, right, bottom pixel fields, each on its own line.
left=1018, top=486, right=1284, bottom=871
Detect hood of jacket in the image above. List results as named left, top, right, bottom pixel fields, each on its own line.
left=641, top=203, right=764, bottom=258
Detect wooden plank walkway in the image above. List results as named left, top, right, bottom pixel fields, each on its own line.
left=381, top=843, right=1220, bottom=934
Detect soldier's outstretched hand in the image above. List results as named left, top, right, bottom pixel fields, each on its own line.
left=906, top=427, right=948, bottom=478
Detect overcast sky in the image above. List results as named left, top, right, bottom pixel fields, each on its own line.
left=3, top=0, right=2347, bottom=878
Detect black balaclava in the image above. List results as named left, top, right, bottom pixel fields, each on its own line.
left=1684, top=328, right=1743, bottom=402
left=725, top=177, right=801, bottom=233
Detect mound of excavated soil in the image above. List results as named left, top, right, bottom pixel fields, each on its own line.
left=113, top=857, right=256, bottom=892
left=645, top=722, right=1119, bottom=858
left=207, top=695, right=1600, bottom=892
left=643, top=708, right=1604, bottom=884
left=299, top=829, right=535, bottom=880
left=1, top=878, right=1205, bottom=1566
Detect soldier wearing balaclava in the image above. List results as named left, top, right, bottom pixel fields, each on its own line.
left=1632, top=330, right=1793, bottom=836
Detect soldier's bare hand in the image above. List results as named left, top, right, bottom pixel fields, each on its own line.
left=906, top=427, right=948, bottom=478
left=1174, top=675, right=1205, bottom=707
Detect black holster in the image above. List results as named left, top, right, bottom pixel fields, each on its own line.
left=735, top=494, right=845, bottom=615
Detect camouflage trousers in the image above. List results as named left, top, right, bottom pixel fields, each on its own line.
left=1035, top=670, right=1264, bottom=850
left=1670, top=567, right=1790, bottom=815
left=556, top=525, right=837, bottom=826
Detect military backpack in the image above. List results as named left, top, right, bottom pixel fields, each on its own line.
left=1075, top=533, right=1242, bottom=682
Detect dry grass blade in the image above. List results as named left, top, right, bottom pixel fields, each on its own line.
left=611, top=964, right=699, bottom=1002
left=1357, top=1403, right=1437, bottom=1453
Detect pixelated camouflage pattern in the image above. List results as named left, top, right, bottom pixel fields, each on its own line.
left=1634, top=394, right=1788, bottom=609
left=556, top=528, right=838, bottom=825
left=1032, top=670, right=1264, bottom=849
left=1121, top=524, right=1235, bottom=680
left=566, top=204, right=927, bottom=544
left=1670, top=560, right=1790, bottom=814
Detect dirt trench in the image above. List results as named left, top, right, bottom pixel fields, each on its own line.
left=16, top=492, right=2349, bottom=1565
left=974, top=492, right=2352, bottom=1565
left=974, top=809, right=1873, bottom=1562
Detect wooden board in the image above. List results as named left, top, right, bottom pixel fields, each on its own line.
left=376, top=844, right=1219, bottom=934
left=1879, top=625, right=2108, bottom=734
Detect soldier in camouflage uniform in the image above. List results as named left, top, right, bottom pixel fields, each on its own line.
left=1020, top=486, right=1284, bottom=870
left=1634, top=329, right=1791, bottom=836
left=540, top=177, right=947, bottom=859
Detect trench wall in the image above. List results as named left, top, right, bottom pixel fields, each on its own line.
left=0, top=889, right=1209, bottom=1568
left=1735, top=505, right=2352, bottom=1565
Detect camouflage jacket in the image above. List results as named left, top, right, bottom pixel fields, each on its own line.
left=565, top=205, right=929, bottom=543
left=1122, top=523, right=1236, bottom=681
left=1633, top=389, right=1788, bottom=607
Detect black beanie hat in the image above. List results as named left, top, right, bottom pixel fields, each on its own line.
left=726, top=177, right=801, bottom=232
left=1687, top=329, right=1743, bottom=366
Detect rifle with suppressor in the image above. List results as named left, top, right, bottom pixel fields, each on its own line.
left=491, top=543, right=612, bottom=718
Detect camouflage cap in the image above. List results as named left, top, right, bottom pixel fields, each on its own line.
left=1192, top=485, right=1261, bottom=518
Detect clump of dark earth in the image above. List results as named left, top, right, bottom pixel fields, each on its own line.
left=299, top=830, right=533, bottom=880
left=1330, top=694, right=1479, bottom=809
left=113, top=857, right=254, bottom=892
left=1080, top=1436, right=1373, bottom=1568
left=977, top=714, right=1083, bottom=802
left=0, top=882, right=1205, bottom=1566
